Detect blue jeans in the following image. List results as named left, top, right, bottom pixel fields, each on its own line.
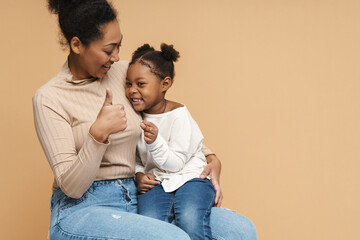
left=49, top=178, right=257, bottom=240
left=138, top=178, right=215, bottom=240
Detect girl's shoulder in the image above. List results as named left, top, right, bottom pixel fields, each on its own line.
left=166, top=101, right=184, bottom=112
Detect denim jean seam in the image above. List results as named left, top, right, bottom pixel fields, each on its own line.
left=211, top=236, right=225, bottom=240
left=165, top=194, right=175, bottom=223
left=55, top=223, right=132, bottom=240
left=202, top=184, right=216, bottom=240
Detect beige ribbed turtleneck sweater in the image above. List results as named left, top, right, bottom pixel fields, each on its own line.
left=33, top=60, right=213, bottom=199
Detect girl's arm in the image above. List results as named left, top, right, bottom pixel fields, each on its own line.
left=135, top=149, right=160, bottom=194
left=140, top=117, right=198, bottom=172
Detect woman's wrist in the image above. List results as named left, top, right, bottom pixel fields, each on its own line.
left=90, top=121, right=109, bottom=143
left=206, top=154, right=222, bottom=179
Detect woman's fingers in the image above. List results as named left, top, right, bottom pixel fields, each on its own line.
left=213, top=180, right=223, bottom=207
left=199, top=164, right=211, bottom=179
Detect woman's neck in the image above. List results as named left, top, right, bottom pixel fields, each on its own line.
left=68, top=52, right=91, bottom=80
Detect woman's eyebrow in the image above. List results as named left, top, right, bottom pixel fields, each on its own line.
left=104, top=34, right=123, bottom=47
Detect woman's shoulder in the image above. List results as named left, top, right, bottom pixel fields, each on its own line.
left=106, top=60, right=129, bottom=83
left=33, top=75, right=62, bottom=101
left=110, top=60, right=129, bottom=74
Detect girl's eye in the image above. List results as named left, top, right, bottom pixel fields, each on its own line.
left=125, top=82, right=131, bottom=87
left=137, top=82, right=145, bottom=86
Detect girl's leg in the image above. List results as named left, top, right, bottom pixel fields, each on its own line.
left=209, top=207, right=257, bottom=240
left=49, top=179, right=190, bottom=240
left=174, top=178, right=216, bottom=240
left=137, top=184, right=175, bottom=223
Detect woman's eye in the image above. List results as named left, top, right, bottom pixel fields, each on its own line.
left=105, top=51, right=113, bottom=55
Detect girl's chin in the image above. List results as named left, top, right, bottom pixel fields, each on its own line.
left=133, top=105, right=145, bottom=112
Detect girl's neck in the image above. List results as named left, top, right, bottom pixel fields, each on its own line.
left=144, top=99, right=167, bottom=114
left=144, top=100, right=184, bottom=114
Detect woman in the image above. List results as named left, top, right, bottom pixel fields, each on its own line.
left=33, top=0, right=257, bottom=239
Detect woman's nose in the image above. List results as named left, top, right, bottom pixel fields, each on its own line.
left=110, top=53, right=119, bottom=62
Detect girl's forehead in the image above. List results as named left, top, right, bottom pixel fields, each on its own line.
left=127, top=62, right=154, bottom=78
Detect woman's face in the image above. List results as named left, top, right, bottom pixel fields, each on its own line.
left=125, top=61, right=166, bottom=114
left=77, top=20, right=122, bottom=79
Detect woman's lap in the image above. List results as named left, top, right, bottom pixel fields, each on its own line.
left=50, top=179, right=190, bottom=240
left=50, top=178, right=256, bottom=240
left=51, top=207, right=189, bottom=240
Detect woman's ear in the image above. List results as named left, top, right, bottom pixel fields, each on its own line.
left=70, top=37, right=83, bottom=54
left=161, top=76, right=173, bottom=92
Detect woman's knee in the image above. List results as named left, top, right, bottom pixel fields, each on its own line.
left=209, top=207, right=257, bottom=240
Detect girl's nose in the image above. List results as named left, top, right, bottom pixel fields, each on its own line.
left=130, top=86, right=137, bottom=93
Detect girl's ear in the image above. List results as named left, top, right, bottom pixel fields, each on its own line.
left=161, top=76, right=173, bottom=92
left=70, top=36, right=84, bottom=54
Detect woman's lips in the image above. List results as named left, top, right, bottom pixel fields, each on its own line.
left=102, top=64, right=111, bottom=71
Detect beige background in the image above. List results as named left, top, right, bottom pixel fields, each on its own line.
left=1, top=0, right=359, bottom=239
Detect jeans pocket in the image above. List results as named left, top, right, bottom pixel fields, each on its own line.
left=59, top=192, right=88, bottom=211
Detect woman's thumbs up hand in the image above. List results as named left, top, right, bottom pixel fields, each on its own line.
left=90, top=88, right=127, bottom=143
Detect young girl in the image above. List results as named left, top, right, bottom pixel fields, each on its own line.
left=125, top=43, right=216, bottom=240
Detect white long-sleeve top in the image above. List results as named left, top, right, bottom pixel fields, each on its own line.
left=136, top=105, right=207, bottom=192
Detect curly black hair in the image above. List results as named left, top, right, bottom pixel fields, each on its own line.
left=130, top=43, right=180, bottom=80
left=48, top=0, right=117, bottom=47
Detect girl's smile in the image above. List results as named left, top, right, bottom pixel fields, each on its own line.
left=125, top=61, right=168, bottom=114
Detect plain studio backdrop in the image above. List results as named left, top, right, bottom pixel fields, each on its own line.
left=1, top=0, right=359, bottom=239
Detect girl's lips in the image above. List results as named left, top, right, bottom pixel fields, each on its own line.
left=131, top=98, right=143, bottom=105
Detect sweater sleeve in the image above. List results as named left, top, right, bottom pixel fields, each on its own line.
left=146, top=116, right=197, bottom=173
left=33, top=93, right=108, bottom=199
left=201, top=144, right=214, bottom=156
left=135, top=149, right=145, bottom=174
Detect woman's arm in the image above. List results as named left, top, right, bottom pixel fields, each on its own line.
left=200, top=152, right=223, bottom=207
left=33, top=93, right=106, bottom=198
left=33, top=88, right=126, bottom=199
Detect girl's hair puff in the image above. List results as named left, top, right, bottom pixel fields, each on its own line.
left=130, top=43, right=180, bottom=80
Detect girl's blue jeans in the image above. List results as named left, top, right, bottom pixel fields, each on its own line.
left=138, top=178, right=215, bottom=240
left=49, top=178, right=257, bottom=240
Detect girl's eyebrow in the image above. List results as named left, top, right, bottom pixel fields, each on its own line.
left=126, top=77, right=145, bottom=81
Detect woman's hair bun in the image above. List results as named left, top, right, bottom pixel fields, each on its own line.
left=160, top=43, right=180, bottom=62
left=48, top=0, right=87, bottom=14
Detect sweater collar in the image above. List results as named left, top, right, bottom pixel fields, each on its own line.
left=60, top=60, right=99, bottom=85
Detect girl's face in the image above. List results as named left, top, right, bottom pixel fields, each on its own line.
left=125, top=61, right=168, bottom=114
left=75, top=20, right=122, bottom=79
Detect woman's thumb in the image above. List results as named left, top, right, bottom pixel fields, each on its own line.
left=103, top=88, right=113, bottom=106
